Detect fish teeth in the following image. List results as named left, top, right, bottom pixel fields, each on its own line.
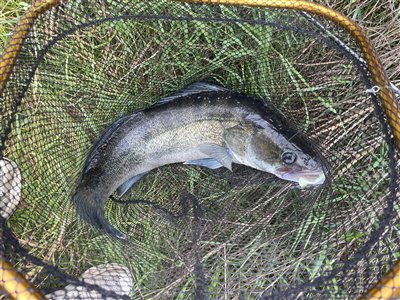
left=298, top=177, right=309, bottom=188
left=298, top=173, right=326, bottom=188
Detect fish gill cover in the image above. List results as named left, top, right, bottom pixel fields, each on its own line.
left=0, top=0, right=399, bottom=299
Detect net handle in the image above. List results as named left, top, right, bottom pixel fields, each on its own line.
left=0, top=0, right=398, bottom=299
left=0, top=258, right=45, bottom=300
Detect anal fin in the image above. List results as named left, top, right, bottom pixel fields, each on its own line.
left=117, top=173, right=147, bottom=198
left=184, top=158, right=223, bottom=169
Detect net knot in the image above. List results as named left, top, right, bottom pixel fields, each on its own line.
left=366, top=86, right=380, bottom=95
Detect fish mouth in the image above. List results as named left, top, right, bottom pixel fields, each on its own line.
left=276, top=167, right=326, bottom=187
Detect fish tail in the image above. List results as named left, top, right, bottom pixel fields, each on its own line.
left=72, top=185, right=127, bottom=240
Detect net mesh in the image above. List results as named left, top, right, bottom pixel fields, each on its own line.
left=0, top=0, right=399, bottom=299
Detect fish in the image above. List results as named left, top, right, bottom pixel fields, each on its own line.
left=72, top=82, right=326, bottom=239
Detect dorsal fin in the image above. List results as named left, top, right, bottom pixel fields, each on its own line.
left=156, top=82, right=228, bottom=105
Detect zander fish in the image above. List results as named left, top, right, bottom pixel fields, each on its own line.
left=72, top=83, right=326, bottom=239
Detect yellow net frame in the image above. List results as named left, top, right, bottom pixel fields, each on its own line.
left=0, top=259, right=45, bottom=299
left=0, top=0, right=398, bottom=299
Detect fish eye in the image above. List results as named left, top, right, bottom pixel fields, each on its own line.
left=281, top=151, right=297, bottom=165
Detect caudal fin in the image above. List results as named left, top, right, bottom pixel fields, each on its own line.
left=72, top=185, right=127, bottom=240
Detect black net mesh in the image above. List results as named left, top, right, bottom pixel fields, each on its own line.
left=1, top=0, right=399, bottom=299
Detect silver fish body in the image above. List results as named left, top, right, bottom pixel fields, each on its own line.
left=73, top=83, right=326, bottom=239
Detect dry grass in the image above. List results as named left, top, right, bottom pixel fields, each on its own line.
left=321, top=0, right=400, bottom=82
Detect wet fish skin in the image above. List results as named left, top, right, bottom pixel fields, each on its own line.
left=72, top=83, right=325, bottom=239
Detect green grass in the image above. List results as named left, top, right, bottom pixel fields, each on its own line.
left=0, top=0, right=29, bottom=51
left=1, top=0, right=399, bottom=299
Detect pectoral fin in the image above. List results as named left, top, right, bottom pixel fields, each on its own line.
left=117, top=173, right=147, bottom=198
left=184, top=158, right=223, bottom=169
left=198, top=144, right=233, bottom=171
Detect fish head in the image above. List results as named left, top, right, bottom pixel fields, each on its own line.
left=224, top=120, right=326, bottom=188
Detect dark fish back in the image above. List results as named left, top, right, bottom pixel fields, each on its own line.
left=83, top=114, right=134, bottom=175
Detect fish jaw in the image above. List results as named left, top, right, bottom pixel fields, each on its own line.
left=297, top=172, right=326, bottom=188
left=276, top=168, right=326, bottom=187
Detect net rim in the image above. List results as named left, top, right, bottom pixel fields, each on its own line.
left=0, top=0, right=398, bottom=299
